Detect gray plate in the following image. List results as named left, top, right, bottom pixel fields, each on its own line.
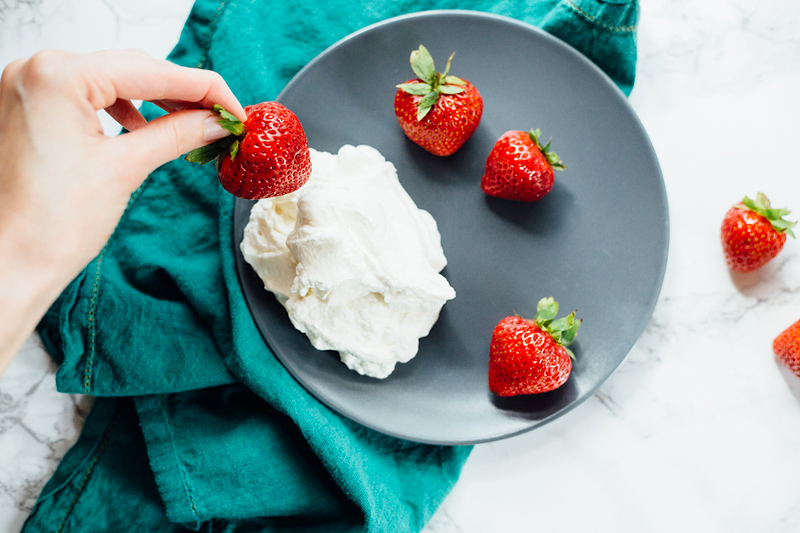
left=233, top=10, right=668, bottom=445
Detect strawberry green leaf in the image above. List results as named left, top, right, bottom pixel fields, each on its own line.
left=532, top=297, right=582, bottom=348
left=397, top=82, right=433, bottom=95
left=438, top=85, right=465, bottom=95
left=416, top=91, right=439, bottom=121
left=764, top=208, right=788, bottom=219
left=528, top=128, right=566, bottom=172
left=741, top=192, right=796, bottom=237
left=186, top=105, right=246, bottom=165
left=534, top=297, right=558, bottom=323
left=444, top=75, right=466, bottom=85
left=410, top=45, right=436, bottom=84
left=560, top=318, right=582, bottom=346
left=213, top=104, right=245, bottom=136
left=772, top=220, right=796, bottom=238
left=548, top=314, right=574, bottom=333
left=547, top=152, right=566, bottom=171
left=741, top=195, right=762, bottom=212
left=184, top=136, right=233, bottom=165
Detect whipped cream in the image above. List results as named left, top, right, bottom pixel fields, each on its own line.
left=241, top=144, right=455, bottom=378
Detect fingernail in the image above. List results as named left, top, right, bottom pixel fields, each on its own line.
left=204, top=116, right=230, bottom=142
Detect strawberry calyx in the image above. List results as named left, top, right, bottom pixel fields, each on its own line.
left=528, top=129, right=566, bottom=171
left=185, top=105, right=246, bottom=165
left=396, top=44, right=467, bottom=121
left=528, top=297, right=581, bottom=359
left=739, top=192, right=796, bottom=238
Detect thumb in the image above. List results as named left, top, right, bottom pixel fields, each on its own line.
left=113, top=108, right=232, bottom=175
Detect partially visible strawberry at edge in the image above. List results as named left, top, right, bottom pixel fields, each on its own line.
left=774, top=318, right=800, bottom=379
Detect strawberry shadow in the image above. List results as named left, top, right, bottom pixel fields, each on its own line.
left=489, top=377, right=579, bottom=419
left=776, top=360, right=800, bottom=407
left=727, top=252, right=791, bottom=295
left=396, top=124, right=496, bottom=186
left=727, top=268, right=763, bottom=292
left=483, top=183, right=574, bottom=235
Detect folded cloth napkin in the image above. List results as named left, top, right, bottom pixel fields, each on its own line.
left=26, top=0, right=639, bottom=531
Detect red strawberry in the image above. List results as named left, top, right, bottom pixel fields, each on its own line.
left=481, top=129, right=565, bottom=202
left=774, top=319, right=800, bottom=378
left=186, top=102, right=311, bottom=199
left=394, top=45, right=483, bottom=156
left=488, top=297, right=582, bottom=396
left=720, top=193, right=796, bottom=272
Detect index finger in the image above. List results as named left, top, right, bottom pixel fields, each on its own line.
left=76, top=49, right=246, bottom=121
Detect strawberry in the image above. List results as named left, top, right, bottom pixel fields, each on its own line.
left=774, top=319, right=800, bottom=378
left=186, top=102, right=311, bottom=200
left=481, top=129, right=565, bottom=202
left=720, top=192, right=796, bottom=272
left=394, top=45, right=483, bottom=156
left=488, top=297, right=582, bottom=397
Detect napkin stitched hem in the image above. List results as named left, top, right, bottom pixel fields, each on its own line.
left=195, top=0, right=229, bottom=69
left=134, top=394, right=204, bottom=526
left=54, top=405, right=123, bottom=532
left=79, top=181, right=148, bottom=394
left=81, top=247, right=106, bottom=394
left=564, top=0, right=637, bottom=32
left=156, top=394, right=201, bottom=519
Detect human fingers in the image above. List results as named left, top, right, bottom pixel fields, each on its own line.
left=150, top=99, right=203, bottom=112
left=75, top=49, right=246, bottom=120
left=104, top=98, right=148, bottom=131
left=111, top=108, right=231, bottom=177
left=0, top=58, right=25, bottom=93
left=0, top=59, right=27, bottom=115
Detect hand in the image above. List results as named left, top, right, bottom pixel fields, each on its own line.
left=0, top=49, right=246, bottom=375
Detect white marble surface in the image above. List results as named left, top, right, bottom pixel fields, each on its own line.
left=2, top=0, right=800, bottom=531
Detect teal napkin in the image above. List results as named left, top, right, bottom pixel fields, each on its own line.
left=27, top=0, right=639, bottom=531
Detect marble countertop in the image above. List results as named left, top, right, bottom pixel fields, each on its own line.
left=2, top=0, right=800, bottom=531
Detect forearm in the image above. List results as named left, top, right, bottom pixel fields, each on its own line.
left=0, top=216, right=66, bottom=376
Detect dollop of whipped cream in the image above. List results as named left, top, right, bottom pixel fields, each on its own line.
left=241, top=144, right=455, bottom=378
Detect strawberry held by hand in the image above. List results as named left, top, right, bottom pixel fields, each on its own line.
left=186, top=102, right=311, bottom=200
left=394, top=45, right=483, bottom=156
left=489, top=297, right=582, bottom=397
left=720, top=193, right=796, bottom=272
left=481, top=129, right=565, bottom=202
left=774, top=319, right=800, bottom=379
